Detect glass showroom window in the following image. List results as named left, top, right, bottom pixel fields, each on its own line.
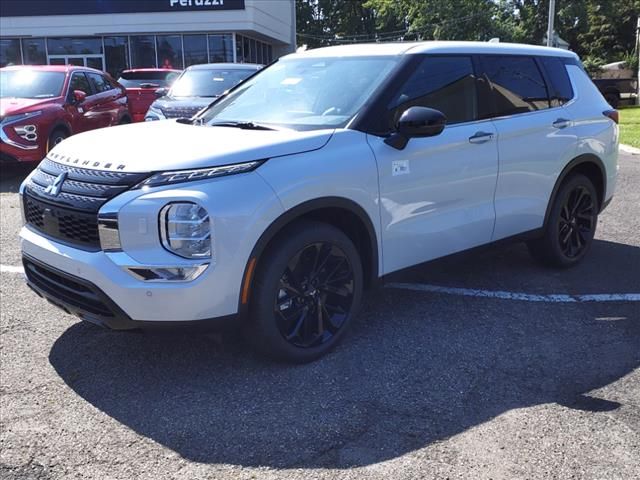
left=157, top=35, right=183, bottom=70
left=104, top=36, right=129, bottom=78
left=47, top=37, right=102, bottom=56
left=130, top=36, right=157, bottom=68
left=208, top=34, right=233, bottom=63
left=183, top=35, right=207, bottom=67
left=0, top=38, right=22, bottom=67
left=22, top=38, right=46, bottom=65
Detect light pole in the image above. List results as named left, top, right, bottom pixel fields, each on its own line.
left=547, top=0, right=556, bottom=47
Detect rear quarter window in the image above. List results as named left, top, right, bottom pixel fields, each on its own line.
left=539, top=56, right=574, bottom=106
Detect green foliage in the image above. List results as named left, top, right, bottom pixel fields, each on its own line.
left=296, top=0, right=640, bottom=64
left=582, top=56, right=606, bottom=76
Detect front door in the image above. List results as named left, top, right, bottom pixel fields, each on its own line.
left=369, top=55, right=499, bottom=274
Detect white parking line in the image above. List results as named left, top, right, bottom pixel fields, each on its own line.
left=1, top=265, right=24, bottom=274
left=386, top=282, right=640, bottom=303
left=2, top=265, right=639, bottom=303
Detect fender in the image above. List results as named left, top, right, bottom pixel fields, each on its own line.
left=238, top=196, right=380, bottom=315
left=542, top=154, right=606, bottom=229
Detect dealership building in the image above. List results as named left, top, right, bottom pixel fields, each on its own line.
left=0, top=0, right=296, bottom=77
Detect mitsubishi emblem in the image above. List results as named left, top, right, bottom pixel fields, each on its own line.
left=44, top=172, right=67, bottom=197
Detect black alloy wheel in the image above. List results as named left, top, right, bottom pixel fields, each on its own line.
left=557, top=185, right=596, bottom=259
left=275, top=242, right=355, bottom=348
left=527, top=173, right=599, bottom=268
left=246, top=220, right=363, bottom=362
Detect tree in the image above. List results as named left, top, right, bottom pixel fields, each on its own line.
left=296, top=0, right=640, bottom=64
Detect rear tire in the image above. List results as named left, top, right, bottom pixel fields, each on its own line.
left=527, top=174, right=599, bottom=268
left=245, top=220, right=363, bottom=363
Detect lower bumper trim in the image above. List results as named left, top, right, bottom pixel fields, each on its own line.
left=23, top=254, right=241, bottom=331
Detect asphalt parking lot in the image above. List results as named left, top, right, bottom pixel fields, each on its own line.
left=1, top=153, right=639, bottom=480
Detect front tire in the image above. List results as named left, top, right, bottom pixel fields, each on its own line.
left=245, top=220, right=363, bottom=363
left=47, top=129, right=67, bottom=152
left=527, top=174, right=599, bottom=268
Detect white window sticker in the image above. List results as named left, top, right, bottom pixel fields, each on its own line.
left=392, top=160, right=410, bottom=176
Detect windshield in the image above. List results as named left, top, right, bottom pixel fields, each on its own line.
left=169, top=68, right=256, bottom=98
left=0, top=70, right=66, bottom=99
left=118, top=71, right=180, bottom=88
left=199, top=56, right=400, bottom=130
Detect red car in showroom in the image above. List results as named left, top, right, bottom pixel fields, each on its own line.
left=117, top=69, right=181, bottom=122
left=0, top=65, right=130, bottom=164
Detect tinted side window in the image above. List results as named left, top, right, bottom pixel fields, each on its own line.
left=539, top=56, right=574, bottom=106
left=69, top=73, right=92, bottom=96
left=388, top=56, right=477, bottom=126
left=481, top=56, right=550, bottom=116
left=87, top=73, right=111, bottom=93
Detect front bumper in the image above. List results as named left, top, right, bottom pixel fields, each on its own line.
left=23, top=254, right=241, bottom=330
left=20, top=224, right=243, bottom=324
left=0, top=136, right=46, bottom=163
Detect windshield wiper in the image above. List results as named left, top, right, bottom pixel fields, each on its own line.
left=208, top=121, right=275, bottom=131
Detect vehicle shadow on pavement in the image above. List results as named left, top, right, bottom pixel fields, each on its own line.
left=0, top=163, right=34, bottom=193
left=48, top=241, right=640, bottom=469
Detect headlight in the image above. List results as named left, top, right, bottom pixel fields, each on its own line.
left=1, top=111, right=42, bottom=126
left=145, top=106, right=165, bottom=121
left=134, top=160, right=264, bottom=189
left=160, top=202, right=211, bottom=259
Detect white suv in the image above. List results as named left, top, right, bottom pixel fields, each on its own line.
left=20, top=42, right=618, bottom=362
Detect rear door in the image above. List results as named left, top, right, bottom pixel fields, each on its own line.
left=368, top=55, right=499, bottom=274
left=478, top=55, right=578, bottom=240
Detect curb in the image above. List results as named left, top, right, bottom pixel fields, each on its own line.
left=620, top=144, right=640, bottom=155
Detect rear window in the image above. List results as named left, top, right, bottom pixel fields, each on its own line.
left=539, top=57, right=574, bottom=106
left=117, top=71, right=180, bottom=88
left=480, top=56, right=550, bottom=116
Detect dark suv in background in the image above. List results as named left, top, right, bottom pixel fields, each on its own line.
left=145, top=63, right=261, bottom=121
left=0, top=65, right=130, bottom=164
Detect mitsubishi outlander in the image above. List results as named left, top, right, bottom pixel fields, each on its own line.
left=19, top=42, right=619, bottom=362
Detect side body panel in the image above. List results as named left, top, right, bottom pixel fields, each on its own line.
left=562, top=65, right=618, bottom=203
left=256, top=130, right=384, bottom=275
left=368, top=122, right=499, bottom=274
left=490, top=62, right=617, bottom=241
left=490, top=107, right=578, bottom=240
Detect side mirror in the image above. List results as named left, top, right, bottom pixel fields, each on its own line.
left=384, top=106, right=447, bottom=150
left=72, top=90, right=87, bottom=104
left=155, top=88, right=168, bottom=98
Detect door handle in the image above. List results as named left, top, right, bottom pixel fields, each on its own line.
left=552, top=118, right=571, bottom=129
left=469, top=131, right=494, bottom=144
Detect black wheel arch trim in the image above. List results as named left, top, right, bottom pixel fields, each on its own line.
left=543, top=154, right=607, bottom=229
left=238, top=196, right=380, bottom=315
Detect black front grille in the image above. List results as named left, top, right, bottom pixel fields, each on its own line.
left=24, top=194, right=101, bottom=248
left=161, top=106, right=202, bottom=119
left=23, top=257, right=115, bottom=318
left=23, top=157, right=148, bottom=249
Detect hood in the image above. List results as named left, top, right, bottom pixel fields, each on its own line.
left=153, top=96, right=214, bottom=111
left=0, top=97, right=56, bottom=117
left=48, top=120, right=334, bottom=173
